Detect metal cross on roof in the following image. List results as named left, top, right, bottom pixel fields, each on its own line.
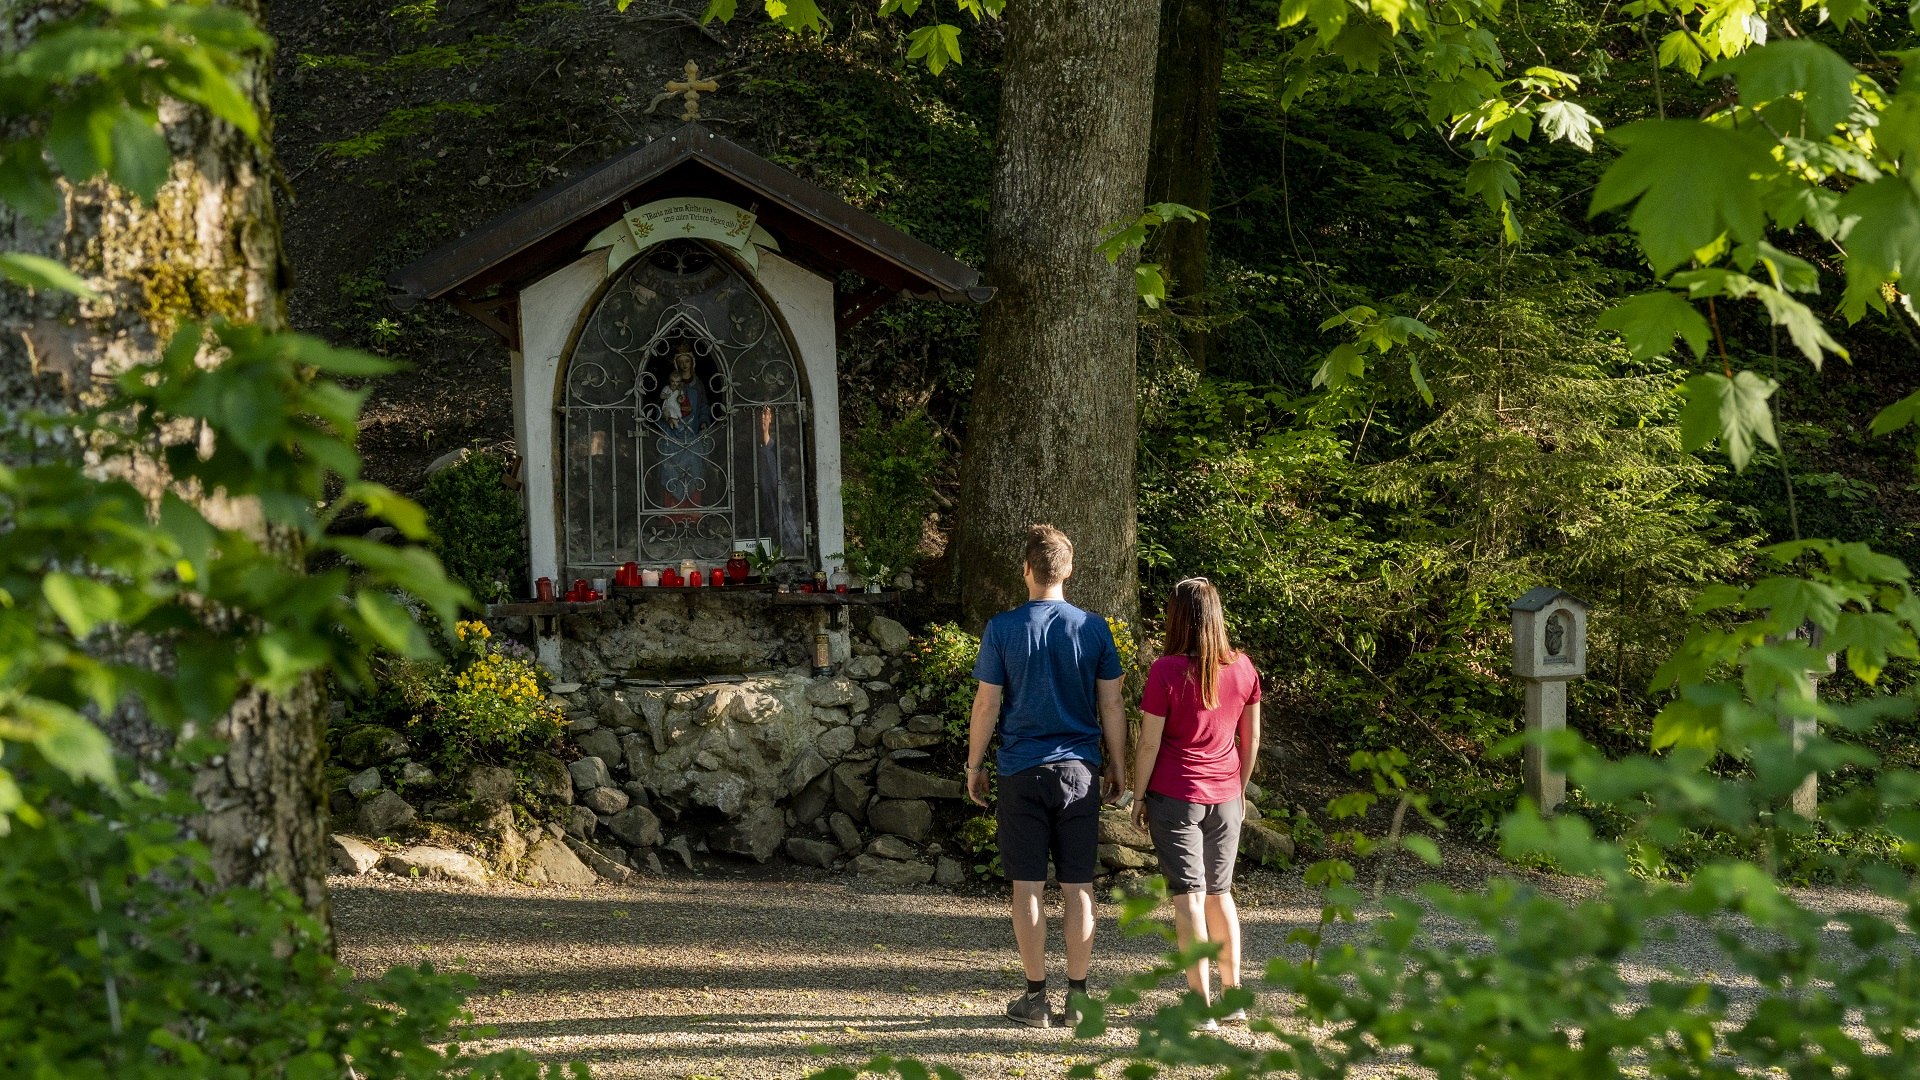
left=666, top=61, right=718, bottom=122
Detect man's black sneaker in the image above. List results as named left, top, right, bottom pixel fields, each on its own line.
left=1065, top=990, right=1093, bottom=1029
left=1005, top=989, right=1052, bottom=1028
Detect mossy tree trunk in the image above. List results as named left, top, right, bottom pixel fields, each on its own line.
left=1145, top=0, right=1228, bottom=370
left=954, top=0, right=1160, bottom=631
left=0, top=1, right=332, bottom=922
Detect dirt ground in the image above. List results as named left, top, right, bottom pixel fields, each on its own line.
left=333, top=863, right=1346, bottom=1080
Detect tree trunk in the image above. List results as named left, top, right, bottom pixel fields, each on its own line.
left=954, top=0, right=1160, bottom=630
left=1144, top=0, right=1228, bottom=370
left=0, top=2, right=331, bottom=921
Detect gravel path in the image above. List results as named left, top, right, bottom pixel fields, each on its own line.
left=331, top=856, right=1907, bottom=1080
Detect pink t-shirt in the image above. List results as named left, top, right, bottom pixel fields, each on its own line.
left=1140, top=653, right=1262, bottom=804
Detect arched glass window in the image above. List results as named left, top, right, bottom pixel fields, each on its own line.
left=560, top=239, right=809, bottom=574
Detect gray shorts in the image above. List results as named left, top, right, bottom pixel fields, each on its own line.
left=1144, top=791, right=1244, bottom=895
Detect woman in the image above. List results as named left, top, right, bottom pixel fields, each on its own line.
left=1130, top=577, right=1262, bottom=1027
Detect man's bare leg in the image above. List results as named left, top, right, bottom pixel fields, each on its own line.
left=1061, top=883, right=1095, bottom=982
left=1203, top=892, right=1241, bottom=990
left=1169, top=891, right=1212, bottom=1000
left=1011, top=880, right=1048, bottom=982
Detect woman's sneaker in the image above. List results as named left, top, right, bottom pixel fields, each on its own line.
left=1005, top=989, right=1052, bottom=1028
left=1221, top=1006, right=1249, bottom=1025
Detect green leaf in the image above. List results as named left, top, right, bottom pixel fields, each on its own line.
left=1678, top=371, right=1779, bottom=471
left=1751, top=283, right=1848, bottom=368
left=1836, top=176, right=1920, bottom=321
left=48, top=98, right=114, bottom=181
left=1408, top=357, right=1433, bottom=406
left=1537, top=99, right=1601, bottom=151
left=1870, top=389, right=1920, bottom=436
left=42, top=572, right=122, bottom=638
left=1401, top=834, right=1442, bottom=866
left=0, top=142, right=62, bottom=221
left=764, top=0, right=825, bottom=33
left=1597, top=291, right=1709, bottom=361
left=1706, top=41, right=1859, bottom=135
left=107, top=110, right=170, bottom=201
left=1312, top=342, right=1366, bottom=390
left=1744, top=576, right=1844, bottom=631
left=1826, top=610, right=1916, bottom=684
left=1591, top=121, right=1778, bottom=275
left=19, top=698, right=116, bottom=788
left=0, top=252, right=97, bottom=298
left=354, top=591, right=429, bottom=656
left=1134, top=263, right=1168, bottom=307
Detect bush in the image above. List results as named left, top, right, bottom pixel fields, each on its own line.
left=842, top=411, right=945, bottom=585
left=400, top=621, right=563, bottom=772
left=0, top=755, right=583, bottom=1080
left=902, top=623, right=981, bottom=742
left=418, top=450, right=528, bottom=606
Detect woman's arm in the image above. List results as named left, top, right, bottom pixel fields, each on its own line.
left=1131, top=710, right=1167, bottom=827
left=1237, top=702, right=1262, bottom=798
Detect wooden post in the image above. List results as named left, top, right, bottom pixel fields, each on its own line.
left=1523, top=678, right=1569, bottom=812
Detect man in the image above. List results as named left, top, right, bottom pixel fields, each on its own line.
left=966, top=524, right=1127, bottom=1029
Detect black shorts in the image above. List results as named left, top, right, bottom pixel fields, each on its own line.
left=997, top=760, right=1100, bottom=884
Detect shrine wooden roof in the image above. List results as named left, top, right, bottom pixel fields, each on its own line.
left=388, top=123, right=990, bottom=337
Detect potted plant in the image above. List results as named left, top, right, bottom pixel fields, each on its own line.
left=746, top=539, right=785, bottom=585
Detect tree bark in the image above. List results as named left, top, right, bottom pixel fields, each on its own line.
left=954, top=0, right=1160, bottom=630
left=0, top=2, right=331, bottom=921
left=1144, top=0, right=1228, bottom=370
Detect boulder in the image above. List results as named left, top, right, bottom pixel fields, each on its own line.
left=876, top=757, right=965, bottom=800
left=832, top=763, right=873, bottom=821
left=604, top=804, right=662, bottom=849
left=711, top=804, right=786, bottom=863
left=866, top=616, right=912, bottom=654
left=346, top=767, right=384, bottom=799
left=662, top=835, right=696, bottom=870
left=582, top=785, right=630, bottom=816
left=524, top=837, right=597, bottom=887
left=868, top=799, right=934, bottom=842
left=569, top=756, right=613, bottom=792
left=337, top=725, right=410, bottom=768
left=423, top=446, right=471, bottom=476
left=851, top=854, right=934, bottom=887
left=465, top=765, right=517, bottom=810
left=576, top=728, right=623, bottom=766
left=621, top=732, right=652, bottom=777
left=1098, top=843, right=1156, bottom=870
left=882, top=728, right=942, bottom=752
left=566, top=711, right=599, bottom=736
left=934, top=857, right=966, bottom=887
left=843, top=654, right=884, bottom=680
left=600, top=691, right=635, bottom=729
left=791, top=769, right=833, bottom=825
left=829, top=811, right=863, bottom=852
left=786, top=837, right=842, bottom=869
left=859, top=704, right=904, bottom=748
left=380, top=845, right=487, bottom=885
left=620, top=780, right=652, bottom=806
left=329, top=834, right=381, bottom=875
left=356, top=790, right=416, bottom=835
left=805, top=676, right=862, bottom=708
left=526, top=754, right=574, bottom=804
left=1098, top=810, right=1154, bottom=850
left=566, top=805, right=599, bottom=840
left=817, top=726, right=857, bottom=758
left=398, top=761, right=436, bottom=787
left=865, top=834, right=920, bottom=861
left=566, top=837, right=638, bottom=884
left=1240, top=819, right=1296, bottom=866
left=786, top=748, right=832, bottom=795
left=907, top=714, right=945, bottom=734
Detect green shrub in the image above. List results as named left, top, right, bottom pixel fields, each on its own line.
left=956, top=813, right=1001, bottom=878
left=842, top=411, right=946, bottom=585
left=0, top=756, right=582, bottom=1080
left=397, top=620, right=562, bottom=772
left=418, top=451, right=528, bottom=606
left=902, top=622, right=981, bottom=742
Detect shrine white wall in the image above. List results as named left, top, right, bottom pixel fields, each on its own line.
left=515, top=250, right=606, bottom=596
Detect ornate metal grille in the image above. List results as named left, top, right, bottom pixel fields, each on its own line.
left=560, top=240, right=809, bottom=575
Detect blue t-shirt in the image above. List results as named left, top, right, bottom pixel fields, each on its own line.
left=972, top=600, right=1123, bottom=776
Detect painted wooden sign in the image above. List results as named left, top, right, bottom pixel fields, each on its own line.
left=586, top=197, right=780, bottom=273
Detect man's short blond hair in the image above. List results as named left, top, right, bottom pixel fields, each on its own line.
left=1023, top=524, right=1073, bottom=586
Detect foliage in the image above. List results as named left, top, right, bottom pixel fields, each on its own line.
left=902, top=622, right=980, bottom=742
left=0, top=755, right=581, bottom=1080
left=422, top=621, right=563, bottom=768
left=954, top=812, right=1000, bottom=878
left=418, top=449, right=529, bottom=606
left=842, top=410, right=946, bottom=586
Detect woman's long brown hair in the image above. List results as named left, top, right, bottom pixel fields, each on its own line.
left=1163, top=577, right=1235, bottom=708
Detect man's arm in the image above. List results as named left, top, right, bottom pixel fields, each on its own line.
left=1237, top=702, right=1262, bottom=799
left=965, top=681, right=1002, bottom=807
left=1096, top=676, right=1125, bottom=802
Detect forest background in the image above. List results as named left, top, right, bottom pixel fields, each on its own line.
left=276, top=0, right=1920, bottom=853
